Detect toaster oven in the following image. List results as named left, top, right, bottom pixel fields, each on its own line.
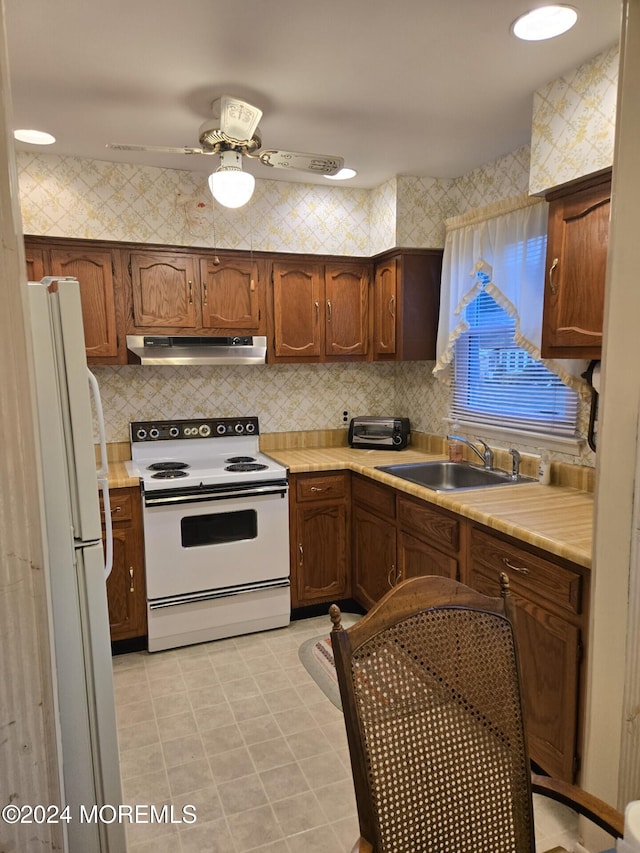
left=348, top=416, right=410, bottom=450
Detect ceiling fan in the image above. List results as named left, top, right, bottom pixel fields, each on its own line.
left=107, top=95, right=345, bottom=208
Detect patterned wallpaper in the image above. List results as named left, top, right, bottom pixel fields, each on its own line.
left=529, top=43, right=619, bottom=195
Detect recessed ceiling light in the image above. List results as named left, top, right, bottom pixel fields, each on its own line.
left=512, top=5, right=578, bottom=41
left=14, top=129, right=56, bottom=145
left=324, top=168, right=357, bottom=181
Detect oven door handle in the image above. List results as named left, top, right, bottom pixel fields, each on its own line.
left=144, top=482, right=289, bottom=507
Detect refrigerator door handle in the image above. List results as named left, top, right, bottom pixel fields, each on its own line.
left=98, top=477, right=113, bottom=579
left=88, top=369, right=108, bottom=478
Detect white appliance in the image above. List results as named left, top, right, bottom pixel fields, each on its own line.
left=128, top=417, right=290, bottom=652
left=27, top=278, right=125, bottom=853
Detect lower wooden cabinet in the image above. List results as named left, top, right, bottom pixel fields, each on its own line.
left=102, top=487, right=147, bottom=642
left=465, top=525, right=587, bottom=783
left=289, top=472, right=350, bottom=608
left=352, top=475, right=398, bottom=609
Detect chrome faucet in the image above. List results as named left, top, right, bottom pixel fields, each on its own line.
left=509, top=448, right=521, bottom=480
left=447, top=435, right=494, bottom=469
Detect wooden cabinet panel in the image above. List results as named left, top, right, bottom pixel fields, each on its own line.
left=373, top=257, right=397, bottom=356
left=352, top=503, right=397, bottom=610
left=398, top=531, right=457, bottom=581
left=324, top=264, right=369, bottom=357
left=372, top=250, right=442, bottom=361
left=102, top=486, right=146, bottom=642
left=470, top=527, right=582, bottom=616
left=290, top=472, right=350, bottom=608
left=351, top=475, right=395, bottom=519
left=542, top=172, right=611, bottom=359
left=25, top=245, right=45, bottom=281
left=50, top=248, right=119, bottom=358
left=199, top=257, right=261, bottom=330
left=130, top=252, right=198, bottom=328
left=467, top=525, right=586, bottom=782
left=272, top=262, right=323, bottom=358
left=397, top=494, right=459, bottom=554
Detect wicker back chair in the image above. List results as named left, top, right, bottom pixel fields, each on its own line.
left=330, top=574, right=623, bottom=853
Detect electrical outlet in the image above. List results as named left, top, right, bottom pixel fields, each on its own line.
left=341, top=409, right=349, bottom=427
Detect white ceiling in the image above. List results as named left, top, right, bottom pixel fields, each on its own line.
left=4, top=0, right=622, bottom=190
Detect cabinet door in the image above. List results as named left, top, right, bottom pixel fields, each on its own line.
left=352, top=503, right=397, bottom=610
left=130, top=252, right=198, bottom=328
left=373, top=257, right=397, bottom=356
left=324, top=264, right=369, bottom=357
left=272, top=262, right=323, bottom=358
left=294, top=503, right=349, bottom=606
left=50, top=249, right=118, bottom=358
left=398, top=531, right=457, bottom=582
left=200, top=257, right=261, bottom=330
left=542, top=177, right=611, bottom=358
left=25, top=244, right=45, bottom=281
left=102, top=488, right=146, bottom=642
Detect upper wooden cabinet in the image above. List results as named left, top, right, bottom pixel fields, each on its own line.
left=24, top=236, right=443, bottom=365
left=126, top=248, right=265, bottom=336
left=373, top=250, right=442, bottom=361
left=541, top=170, right=611, bottom=359
left=200, top=256, right=261, bottom=330
left=270, top=260, right=370, bottom=362
left=24, top=238, right=122, bottom=364
left=130, top=252, right=198, bottom=328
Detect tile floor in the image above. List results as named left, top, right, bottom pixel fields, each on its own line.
left=112, top=614, right=580, bottom=853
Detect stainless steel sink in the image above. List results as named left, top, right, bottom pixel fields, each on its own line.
left=375, top=460, right=538, bottom=492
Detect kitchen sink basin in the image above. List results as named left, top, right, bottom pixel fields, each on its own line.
left=375, top=460, right=538, bottom=492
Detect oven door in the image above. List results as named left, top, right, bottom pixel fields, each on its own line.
left=142, top=481, right=289, bottom=601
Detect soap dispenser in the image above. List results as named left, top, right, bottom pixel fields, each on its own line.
left=448, top=424, right=464, bottom=463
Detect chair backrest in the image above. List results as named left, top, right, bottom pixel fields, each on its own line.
left=330, top=574, right=535, bottom=853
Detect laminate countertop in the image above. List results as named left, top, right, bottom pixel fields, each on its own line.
left=263, top=446, right=594, bottom=569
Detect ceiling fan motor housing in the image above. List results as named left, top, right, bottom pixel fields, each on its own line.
left=198, top=118, right=262, bottom=154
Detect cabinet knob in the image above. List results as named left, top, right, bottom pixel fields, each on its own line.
left=203, top=282, right=208, bottom=305
left=298, top=544, right=304, bottom=566
left=129, top=567, right=135, bottom=592
left=188, top=280, right=193, bottom=304
left=111, top=505, right=121, bottom=514
left=327, top=300, right=332, bottom=322
left=387, top=564, right=397, bottom=588
left=549, top=258, right=559, bottom=295
left=314, top=300, right=319, bottom=322
left=310, top=486, right=325, bottom=492
left=388, top=295, right=395, bottom=318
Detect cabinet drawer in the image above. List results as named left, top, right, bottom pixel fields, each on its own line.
left=100, top=491, right=134, bottom=523
left=296, top=473, right=347, bottom=502
left=397, top=495, right=459, bottom=553
left=469, top=528, right=582, bottom=615
left=352, top=475, right=395, bottom=519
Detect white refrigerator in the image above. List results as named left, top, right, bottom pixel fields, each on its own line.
left=27, top=277, right=125, bottom=853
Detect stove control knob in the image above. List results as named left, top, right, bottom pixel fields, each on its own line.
left=135, top=428, right=147, bottom=441
left=216, top=423, right=226, bottom=435
left=245, top=422, right=256, bottom=434
left=169, top=426, right=180, bottom=438
left=149, top=427, right=160, bottom=439
left=199, top=424, right=211, bottom=437
left=234, top=423, right=244, bottom=434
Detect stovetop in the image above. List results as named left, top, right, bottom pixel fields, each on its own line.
left=128, top=417, right=288, bottom=491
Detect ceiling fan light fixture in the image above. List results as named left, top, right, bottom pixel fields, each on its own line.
left=511, top=5, right=578, bottom=41
left=208, top=150, right=255, bottom=208
left=324, top=167, right=357, bottom=181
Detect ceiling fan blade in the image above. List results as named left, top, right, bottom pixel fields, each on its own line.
left=258, top=150, right=344, bottom=175
left=219, top=96, right=263, bottom=142
left=106, top=143, right=207, bottom=155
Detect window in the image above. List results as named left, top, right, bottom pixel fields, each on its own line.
left=452, top=288, right=579, bottom=437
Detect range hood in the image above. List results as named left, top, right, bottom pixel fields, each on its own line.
left=126, top=335, right=267, bottom=366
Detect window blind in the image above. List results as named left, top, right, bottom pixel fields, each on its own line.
left=452, top=289, right=579, bottom=436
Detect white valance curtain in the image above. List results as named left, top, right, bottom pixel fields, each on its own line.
left=433, top=193, right=587, bottom=393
